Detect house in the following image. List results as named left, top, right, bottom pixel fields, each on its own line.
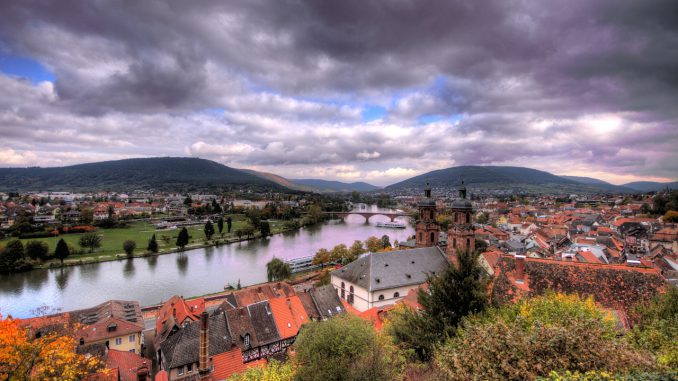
left=106, top=349, right=150, bottom=381
left=23, top=300, right=144, bottom=355
left=155, top=295, right=205, bottom=347
left=330, top=246, right=449, bottom=312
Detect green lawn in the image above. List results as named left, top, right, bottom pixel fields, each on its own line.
left=0, top=215, right=292, bottom=265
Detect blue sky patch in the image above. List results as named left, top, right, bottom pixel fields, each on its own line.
left=362, top=105, right=387, bottom=121
left=0, top=52, right=56, bottom=83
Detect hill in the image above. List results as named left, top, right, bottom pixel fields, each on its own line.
left=622, top=181, right=678, bottom=192
left=560, top=176, right=633, bottom=193
left=385, top=166, right=633, bottom=195
left=241, top=170, right=316, bottom=192
left=291, top=179, right=381, bottom=193
left=0, top=157, right=284, bottom=192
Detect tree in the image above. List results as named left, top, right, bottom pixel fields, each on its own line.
left=0, top=313, right=104, bottom=380
left=147, top=234, right=159, bottom=253
left=294, top=314, right=405, bottom=381
left=434, top=293, right=655, bottom=380
left=242, top=223, right=255, bottom=238
left=204, top=220, right=215, bottom=240
left=330, top=244, right=348, bottom=263
left=347, top=240, right=366, bottom=262
left=307, top=205, right=323, bottom=223
left=54, top=238, right=70, bottom=265
left=476, top=212, right=489, bottom=224
left=663, top=210, right=678, bottom=223
left=211, top=199, right=222, bottom=214
left=312, top=248, right=331, bottom=266
left=266, top=257, right=291, bottom=282
left=419, top=248, right=488, bottom=339
left=183, top=196, right=193, bottom=206
left=365, top=236, right=382, bottom=253
left=475, top=238, right=488, bottom=253
left=122, top=240, right=136, bottom=256
left=227, top=216, right=233, bottom=233
left=246, top=207, right=261, bottom=227
left=387, top=248, right=489, bottom=361
left=259, top=221, right=271, bottom=237
left=176, top=227, right=189, bottom=250
left=381, top=235, right=391, bottom=249
left=235, top=228, right=244, bottom=240
left=0, top=240, right=25, bottom=273
left=217, top=217, right=224, bottom=235
left=79, top=233, right=102, bottom=253
left=25, top=241, right=49, bottom=260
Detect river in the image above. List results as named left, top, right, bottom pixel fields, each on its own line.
left=0, top=206, right=413, bottom=318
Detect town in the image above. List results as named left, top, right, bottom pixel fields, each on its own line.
left=1, top=181, right=676, bottom=380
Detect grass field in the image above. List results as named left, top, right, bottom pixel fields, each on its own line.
left=0, top=214, right=293, bottom=266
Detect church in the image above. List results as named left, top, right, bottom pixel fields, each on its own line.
left=330, top=182, right=475, bottom=312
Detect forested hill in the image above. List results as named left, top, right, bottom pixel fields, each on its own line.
left=385, top=165, right=634, bottom=194
left=0, top=157, right=284, bottom=192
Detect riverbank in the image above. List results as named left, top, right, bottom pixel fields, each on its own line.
left=0, top=217, right=314, bottom=270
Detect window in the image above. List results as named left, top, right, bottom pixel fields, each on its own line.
left=178, top=366, right=184, bottom=376
left=430, top=232, right=435, bottom=243
left=419, top=232, right=423, bottom=241
left=466, top=238, right=471, bottom=252
left=394, top=292, right=400, bottom=298
left=129, top=349, right=135, bottom=353
left=341, top=282, right=345, bottom=299
left=115, top=338, right=122, bottom=346
left=454, top=213, right=458, bottom=222
left=129, top=335, right=135, bottom=343
left=349, top=286, right=354, bottom=304
left=378, top=294, right=384, bottom=301
left=430, top=210, right=434, bottom=219
left=244, top=334, right=251, bottom=349
left=187, top=364, right=193, bottom=373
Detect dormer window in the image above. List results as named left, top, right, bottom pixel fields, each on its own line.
left=244, top=333, right=251, bottom=349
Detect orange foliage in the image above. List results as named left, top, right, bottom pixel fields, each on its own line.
left=0, top=313, right=104, bottom=381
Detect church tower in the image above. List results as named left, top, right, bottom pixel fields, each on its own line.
left=447, top=181, right=475, bottom=255
left=415, top=182, right=440, bottom=247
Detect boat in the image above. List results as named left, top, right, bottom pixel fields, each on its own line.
left=376, top=221, right=406, bottom=229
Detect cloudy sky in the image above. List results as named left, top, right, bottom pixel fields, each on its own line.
left=0, top=0, right=677, bottom=186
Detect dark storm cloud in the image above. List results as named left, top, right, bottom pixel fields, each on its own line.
left=0, top=0, right=676, bottom=183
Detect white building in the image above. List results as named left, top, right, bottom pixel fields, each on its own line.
left=330, top=246, right=449, bottom=312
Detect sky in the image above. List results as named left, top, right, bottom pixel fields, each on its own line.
left=0, top=1, right=677, bottom=186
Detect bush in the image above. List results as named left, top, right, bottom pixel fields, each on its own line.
left=123, top=240, right=136, bottom=256
left=25, top=241, right=50, bottom=260
left=434, top=293, right=656, bottom=381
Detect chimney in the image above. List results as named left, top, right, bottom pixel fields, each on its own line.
left=515, top=254, right=526, bottom=283
left=199, top=312, right=209, bottom=375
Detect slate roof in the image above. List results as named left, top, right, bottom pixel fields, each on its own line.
left=310, top=285, right=345, bottom=319
left=223, top=306, right=260, bottom=350
left=331, top=246, right=448, bottom=292
left=297, top=292, right=320, bottom=320
left=160, top=311, right=233, bottom=370
left=247, top=301, right=281, bottom=345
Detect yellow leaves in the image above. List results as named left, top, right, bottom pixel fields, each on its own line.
left=0, top=312, right=104, bottom=381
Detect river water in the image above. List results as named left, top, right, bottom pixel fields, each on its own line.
left=0, top=207, right=413, bottom=318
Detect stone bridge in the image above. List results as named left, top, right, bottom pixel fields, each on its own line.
left=322, top=211, right=410, bottom=223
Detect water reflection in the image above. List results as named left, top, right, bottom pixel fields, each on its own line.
left=79, top=262, right=101, bottom=281
left=146, top=255, right=158, bottom=271
left=123, top=259, right=135, bottom=278
left=176, top=254, right=188, bottom=275
left=55, top=267, right=72, bottom=290
left=25, top=268, right=49, bottom=291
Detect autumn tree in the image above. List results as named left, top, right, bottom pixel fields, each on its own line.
left=54, top=238, right=70, bottom=265
left=79, top=232, right=102, bottom=253
left=347, top=240, right=366, bottom=262
left=0, top=313, right=104, bottom=380
left=365, top=236, right=382, bottom=252
left=312, top=248, right=331, bottom=266
left=228, top=360, right=294, bottom=381
left=330, top=244, right=348, bottom=263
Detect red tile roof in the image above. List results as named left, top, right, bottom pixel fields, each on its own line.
left=212, top=348, right=267, bottom=380
left=106, top=349, right=150, bottom=381
left=268, top=296, right=309, bottom=339
left=155, top=295, right=205, bottom=336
